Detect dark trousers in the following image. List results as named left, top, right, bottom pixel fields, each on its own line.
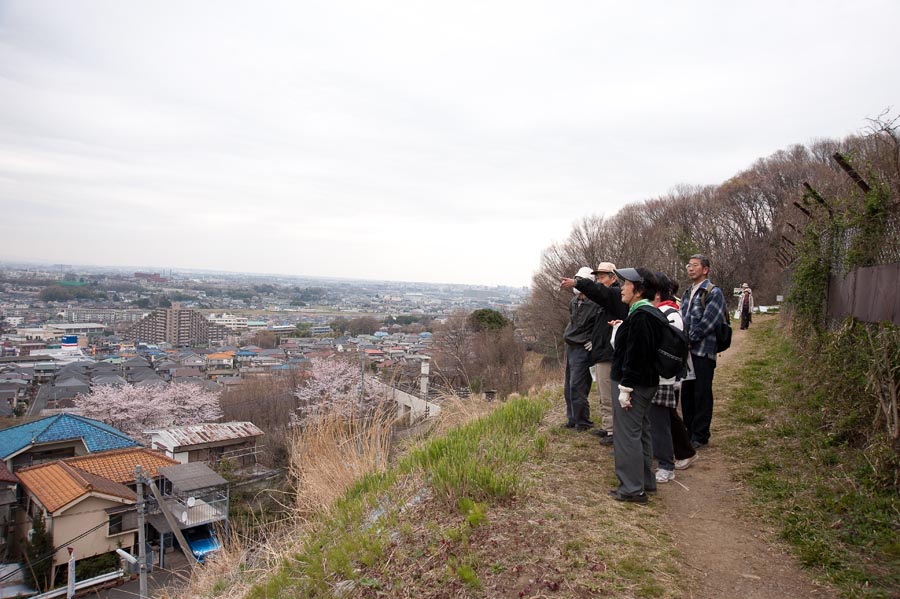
left=740, top=308, right=751, bottom=330
left=612, top=384, right=656, bottom=496
left=564, top=345, right=593, bottom=427
left=681, top=354, right=716, bottom=445
left=649, top=403, right=674, bottom=470
left=670, top=407, right=696, bottom=460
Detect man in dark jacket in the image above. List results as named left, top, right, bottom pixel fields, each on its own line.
left=561, top=262, right=629, bottom=444
left=562, top=267, right=600, bottom=431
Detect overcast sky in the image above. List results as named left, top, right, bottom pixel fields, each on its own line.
left=1, top=1, right=898, bottom=287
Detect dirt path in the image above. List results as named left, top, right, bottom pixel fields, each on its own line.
left=660, top=318, right=836, bottom=599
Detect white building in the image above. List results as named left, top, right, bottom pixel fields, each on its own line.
left=206, top=313, right=248, bottom=330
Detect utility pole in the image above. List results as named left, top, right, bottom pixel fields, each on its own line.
left=66, top=547, right=75, bottom=599
left=135, top=465, right=148, bottom=599
left=359, top=348, right=366, bottom=399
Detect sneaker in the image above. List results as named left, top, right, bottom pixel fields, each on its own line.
left=608, top=489, right=648, bottom=504
left=674, top=454, right=699, bottom=470
left=655, top=468, right=675, bottom=483
left=691, top=440, right=708, bottom=450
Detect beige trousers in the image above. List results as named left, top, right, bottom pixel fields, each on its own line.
left=591, top=360, right=614, bottom=431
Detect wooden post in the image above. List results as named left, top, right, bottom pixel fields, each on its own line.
left=832, top=152, right=872, bottom=193
left=792, top=201, right=812, bottom=219
left=803, top=182, right=834, bottom=217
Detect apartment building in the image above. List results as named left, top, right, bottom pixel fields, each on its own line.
left=206, top=313, right=248, bottom=330
left=123, top=305, right=228, bottom=347
left=65, top=308, right=148, bottom=324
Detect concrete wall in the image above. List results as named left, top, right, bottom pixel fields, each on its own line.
left=48, top=496, right=136, bottom=578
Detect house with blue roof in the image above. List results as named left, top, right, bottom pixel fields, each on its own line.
left=0, top=413, right=139, bottom=472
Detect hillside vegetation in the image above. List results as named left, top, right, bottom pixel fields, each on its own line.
left=164, top=390, right=685, bottom=599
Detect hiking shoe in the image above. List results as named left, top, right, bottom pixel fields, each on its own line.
left=608, top=489, right=648, bottom=504
left=655, top=469, right=675, bottom=483
left=674, top=454, right=699, bottom=470
left=598, top=435, right=614, bottom=446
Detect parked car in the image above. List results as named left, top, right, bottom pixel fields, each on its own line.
left=183, top=524, right=221, bottom=563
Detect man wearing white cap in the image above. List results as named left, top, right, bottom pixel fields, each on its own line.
left=561, top=266, right=601, bottom=430
left=560, top=262, right=629, bottom=444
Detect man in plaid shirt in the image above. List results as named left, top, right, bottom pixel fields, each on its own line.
left=680, top=254, right=726, bottom=449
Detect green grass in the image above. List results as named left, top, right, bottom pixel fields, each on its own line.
left=724, top=320, right=900, bottom=598
left=245, top=394, right=552, bottom=598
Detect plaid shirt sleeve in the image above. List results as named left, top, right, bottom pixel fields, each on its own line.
left=684, top=283, right=726, bottom=357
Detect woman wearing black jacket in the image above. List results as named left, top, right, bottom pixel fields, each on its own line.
left=609, top=267, right=661, bottom=504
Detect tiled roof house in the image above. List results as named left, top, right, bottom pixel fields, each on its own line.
left=62, top=447, right=179, bottom=485
left=16, top=461, right=138, bottom=582
left=0, top=413, right=139, bottom=472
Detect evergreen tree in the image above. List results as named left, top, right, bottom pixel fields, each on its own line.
left=24, top=512, right=53, bottom=592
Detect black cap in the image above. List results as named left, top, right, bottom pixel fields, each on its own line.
left=614, top=268, right=643, bottom=283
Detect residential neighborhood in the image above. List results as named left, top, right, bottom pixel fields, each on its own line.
left=0, top=262, right=520, bottom=596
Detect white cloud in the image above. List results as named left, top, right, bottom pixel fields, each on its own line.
left=1, top=0, right=898, bottom=285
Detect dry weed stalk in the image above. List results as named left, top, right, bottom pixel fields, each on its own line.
left=290, top=399, right=396, bottom=514
left=866, top=325, right=900, bottom=442
left=155, top=516, right=312, bottom=599
left=422, top=392, right=497, bottom=439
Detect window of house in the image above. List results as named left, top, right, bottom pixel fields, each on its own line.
left=108, top=513, right=123, bottom=535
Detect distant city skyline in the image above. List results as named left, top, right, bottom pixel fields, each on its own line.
left=2, top=2, right=899, bottom=286
left=0, top=259, right=527, bottom=290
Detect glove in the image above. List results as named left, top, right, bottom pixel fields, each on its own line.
left=584, top=341, right=593, bottom=352
left=617, top=385, right=634, bottom=410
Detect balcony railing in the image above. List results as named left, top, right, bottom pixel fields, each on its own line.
left=148, top=490, right=228, bottom=527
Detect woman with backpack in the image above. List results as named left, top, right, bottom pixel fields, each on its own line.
left=649, top=273, right=697, bottom=483
left=608, top=267, right=661, bottom=504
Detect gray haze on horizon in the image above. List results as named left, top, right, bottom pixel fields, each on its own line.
left=1, top=1, right=898, bottom=286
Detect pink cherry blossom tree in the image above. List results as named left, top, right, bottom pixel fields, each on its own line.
left=294, top=356, right=381, bottom=421
left=74, top=382, right=222, bottom=442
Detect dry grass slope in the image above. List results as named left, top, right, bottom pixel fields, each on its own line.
left=161, top=388, right=680, bottom=599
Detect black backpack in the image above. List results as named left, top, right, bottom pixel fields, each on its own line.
left=637, top=305, right=689, bottom=379
left=700, top=285, right=732, bottom=353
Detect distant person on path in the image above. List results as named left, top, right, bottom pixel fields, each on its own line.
left=737, top=283, right=754, bottom=330
left=562, top=267, right=600, bottom=431
left=608, top=267, right=660, bottom=504
left=560, top=262, right=628, bottom=445
left=680, top=254, right=726, bottom=449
